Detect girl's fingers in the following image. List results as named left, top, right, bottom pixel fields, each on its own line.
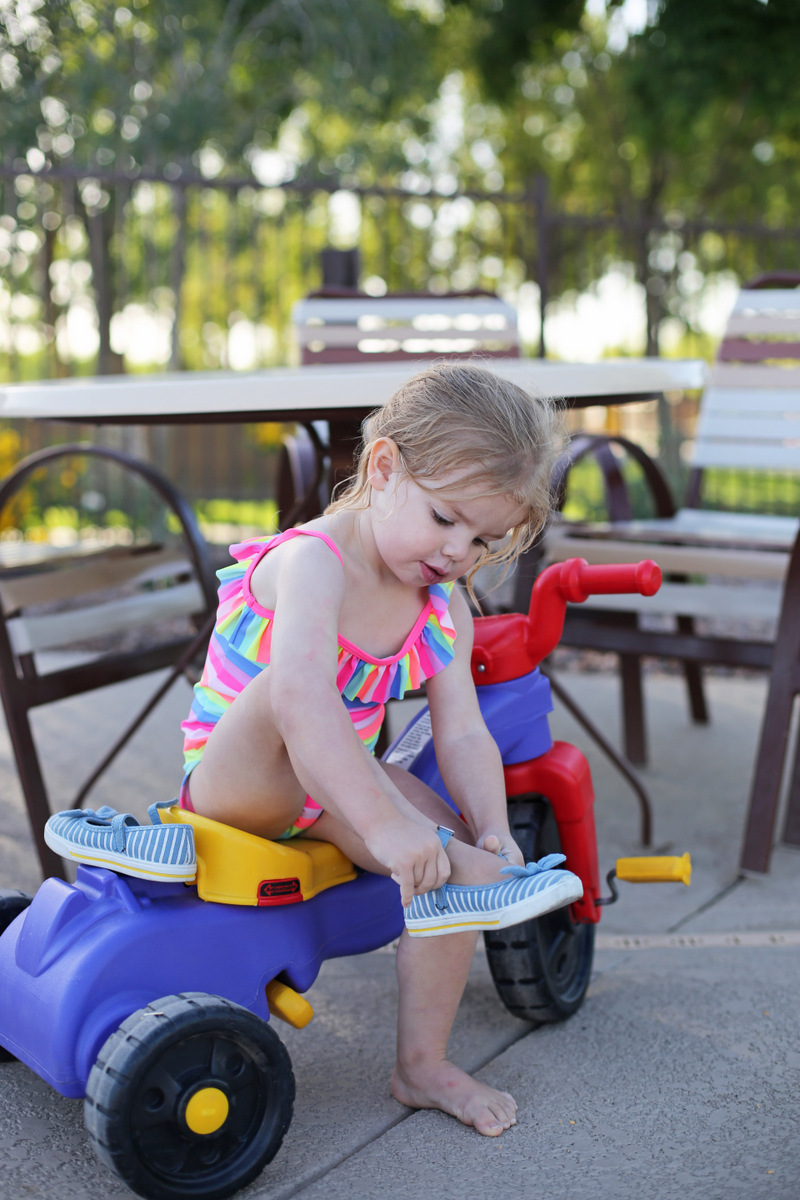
left=392, top=836, right=452, bottom=904
left=415, top=854, right=439, bottom=897
left=392, top=869, right=413, bottom=907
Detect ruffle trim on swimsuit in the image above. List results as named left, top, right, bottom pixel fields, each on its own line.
left=181, top=532, right=458, bottom=774
left=214, top=534, right=457, bottom=706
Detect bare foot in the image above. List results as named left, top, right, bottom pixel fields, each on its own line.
left=391, top=1058, right=517, bottom=1137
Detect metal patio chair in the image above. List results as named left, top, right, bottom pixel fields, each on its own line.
left=0, top=444, right=217, bottom=878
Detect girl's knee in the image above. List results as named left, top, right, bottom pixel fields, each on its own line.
left=381, top=761, right=476, bottom=846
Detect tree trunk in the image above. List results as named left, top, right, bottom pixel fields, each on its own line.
left=77, top=186, right=125, bottom=377
left=169, top=183, right=187, bottom=371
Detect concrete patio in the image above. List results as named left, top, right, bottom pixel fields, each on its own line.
left=0, top=664, right=797, bottom=1200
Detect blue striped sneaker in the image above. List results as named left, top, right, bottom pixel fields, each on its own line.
left=44, top=806, right=196, bottom=883
left=404, top=850, right=583, bottom=938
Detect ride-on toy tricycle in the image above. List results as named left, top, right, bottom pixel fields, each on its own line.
left=0, top=558, right=691, bottom=1200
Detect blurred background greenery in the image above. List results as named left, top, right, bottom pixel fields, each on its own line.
left=1, top=0, right=798, bottom=541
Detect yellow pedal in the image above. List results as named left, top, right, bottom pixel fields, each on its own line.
left=266, top=980, right=314, bottom=1029
left=615, top=853, right=691, bottom=886
left=158, top=805, right=357, bottom=905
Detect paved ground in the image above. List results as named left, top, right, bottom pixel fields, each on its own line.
left=0, top=665, right=797, bottom=1200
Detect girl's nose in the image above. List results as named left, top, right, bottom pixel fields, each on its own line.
left=442, top=531, right=471, bottom=561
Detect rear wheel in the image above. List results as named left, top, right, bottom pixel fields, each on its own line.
left=484, top=798, right=594, bottom=1026
left=0, top=890, right=33, bottom=1062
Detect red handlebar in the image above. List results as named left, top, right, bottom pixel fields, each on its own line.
left=526, top=557, right=662, bottom=667
left=533, top=558, right=662, bottom=609
left=471, top=558, right=662, bottom=685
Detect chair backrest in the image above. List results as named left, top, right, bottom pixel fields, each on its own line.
left=278, top=288, right=521, bottom=529
left=292, top=290, right=520, bottom=366
left=0, top=443, right=217, bottom=878
left=688, top=273, right=800, bottom=505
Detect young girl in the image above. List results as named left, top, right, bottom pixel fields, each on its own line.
left=179, top=362, right=581, bottom=1137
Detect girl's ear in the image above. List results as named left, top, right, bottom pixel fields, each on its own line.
left=367, top=438, right=402, bottom=492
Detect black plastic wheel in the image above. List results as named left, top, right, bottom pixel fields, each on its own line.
left=484, top=797, right=595, bottom=1026
left=0, top=890, right=33, bottom=1063
left=85, top=992, right=295, bottom=1200
left=0, top=889, right=33, bottom=932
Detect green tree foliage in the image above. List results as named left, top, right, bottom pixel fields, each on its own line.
left=0, top=0, right=424, bottom=175
left=447, top=0, right=609, bottom=99
left=453, top=0, right=800, bottom=223
left=0, top=0, right=437, bottom=372
left=618, top=0, right=800, bottom=222
left=3, top=0, right=797, bottom=379
left=441, top=0, right=800, bottom=354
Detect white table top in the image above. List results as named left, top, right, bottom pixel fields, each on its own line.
left=0, top=358, right=707, bottom=424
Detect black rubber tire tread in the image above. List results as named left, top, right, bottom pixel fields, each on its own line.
left=84, top=992, right=294, bottom=1200
left=0, top=891, right=33, bottom=1063
left=484, top=797, right=595, bottom=1026
left=0, top=890, right=33, bottom=927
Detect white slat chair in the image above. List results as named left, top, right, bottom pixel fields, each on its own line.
left=292, top=291, right=520, bottom=366
left=544, top=272, right=800, bottom=872
left=278, top=290, right=520, bottom=529
left=0, top=444, right=217, bottom=879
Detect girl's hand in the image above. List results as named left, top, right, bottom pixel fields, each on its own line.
left=366, top=820, right=451, bottom=907
left=477, top=829, right=524, bottom=867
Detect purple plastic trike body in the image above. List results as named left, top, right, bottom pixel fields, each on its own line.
left=0, top=667, right=553, bottom=1098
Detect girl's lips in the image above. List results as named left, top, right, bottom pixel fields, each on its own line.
left=420, top=561, right=445, bottom=584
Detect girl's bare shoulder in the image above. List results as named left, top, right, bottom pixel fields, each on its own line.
left=249, top=521, right=348, bottom=612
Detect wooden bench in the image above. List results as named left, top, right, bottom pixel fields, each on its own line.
left=545, top=272, right=800, bottom=872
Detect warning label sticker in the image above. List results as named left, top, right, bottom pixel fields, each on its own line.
left=385, top=711, right=433, bottom=770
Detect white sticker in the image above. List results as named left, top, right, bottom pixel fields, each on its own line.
left=385, top=710, right=433, bottom=770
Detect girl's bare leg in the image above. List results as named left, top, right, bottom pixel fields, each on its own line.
left=391, top=930, right=517, bottom=1136
left=312, top=767, right=518, bottom=1137
left=188, top=677, right=517, bottom=1134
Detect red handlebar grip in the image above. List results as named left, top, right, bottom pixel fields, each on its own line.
left=634, top=560, right=662, bottom=596
left=559, top=558, right=662, bottom=603
left=524, top=557, right=663, bottom=669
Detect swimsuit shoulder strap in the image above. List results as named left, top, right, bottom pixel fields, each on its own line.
left=263, top=527, right=344, bottom=565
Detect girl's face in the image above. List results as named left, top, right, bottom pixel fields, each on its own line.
left=367, top=439, right=526, bottom=588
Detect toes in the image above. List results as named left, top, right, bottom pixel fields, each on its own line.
left=473, top=1097, right=517, bottom=1137
left=474, top=1110, right=505, bottom=1136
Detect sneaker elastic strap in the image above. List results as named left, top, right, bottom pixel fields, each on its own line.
left=148, top=798, right=179, bottom=826
left=436, top=826, right=454, bottom=850
left=433, top=826, right=455, bottom=911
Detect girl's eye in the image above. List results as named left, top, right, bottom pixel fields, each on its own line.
left=432, top=509, right=452, bottom=527
left=473, top=537, right=488, bottom=549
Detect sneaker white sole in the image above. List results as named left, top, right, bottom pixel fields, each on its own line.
left=404, top=873, right=584, bottom=938
left=44, top=825, right=197, bottom=883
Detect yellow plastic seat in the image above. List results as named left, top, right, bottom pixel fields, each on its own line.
left=158, top=805, right=356, bottom=905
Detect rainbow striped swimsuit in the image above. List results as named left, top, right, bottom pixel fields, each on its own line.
left=180, top=529, right=457, bottom=837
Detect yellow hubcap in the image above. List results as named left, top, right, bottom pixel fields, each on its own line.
left=184, top=1086, right=230, bottom=1135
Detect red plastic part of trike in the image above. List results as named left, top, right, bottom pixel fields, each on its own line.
left=471, top=558, right=661, bottom=687
left=472, top=558, right=662, bottom=922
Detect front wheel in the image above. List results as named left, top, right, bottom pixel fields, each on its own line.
left=85, top=992, right=295, bottom=1200
left=484, top=797, right=595, bottom=1026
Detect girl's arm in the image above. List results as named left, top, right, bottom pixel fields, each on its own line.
left=263, top=537, right=449, bottom=902
left=425, top=587, right=524, bottom=866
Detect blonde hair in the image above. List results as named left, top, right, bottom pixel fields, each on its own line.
left=327, top=362, right=563, bottom=594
